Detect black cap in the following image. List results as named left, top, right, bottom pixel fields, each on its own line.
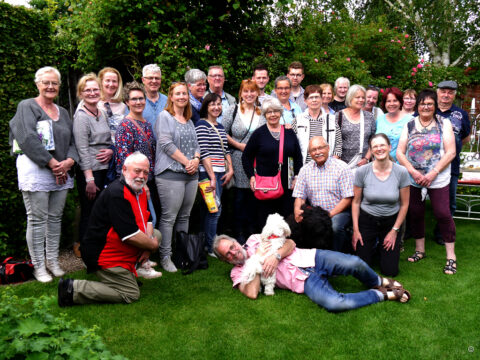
left=437, top=80, right=458, bottom=90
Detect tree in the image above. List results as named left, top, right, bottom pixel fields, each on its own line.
left=337, top=0, right=480, bottom=67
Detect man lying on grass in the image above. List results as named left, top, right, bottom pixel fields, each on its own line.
left=213, top=234, right=411, bottom=312
left=58, top=152, right=159, bottom=307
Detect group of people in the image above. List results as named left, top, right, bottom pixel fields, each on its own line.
left=9, top=61, right=469, bottom=312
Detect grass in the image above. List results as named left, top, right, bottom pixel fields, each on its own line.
left=2, top=215, right=479, bottom=360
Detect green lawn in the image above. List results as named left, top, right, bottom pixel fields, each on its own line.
left=2, top=217, right=479, bottom=360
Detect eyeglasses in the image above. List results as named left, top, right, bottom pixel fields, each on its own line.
left=193, top=83, right=207, bottom=88
left=265, top=110, right=281, bottom=115
left=288, top=74, right=303, bottom=78
left=276, top=87, right=290, bottom=91
left=39, top=80, right=59, bottom=87
left=311, top=145, right=328, bottom=152
left=208, top=74, right=224, bottom=79
left=83, top=88, right=100, bottom=94
left=419, top=103, right=435, bottom=109
left=129, top=97, right=145, bottom=103
left=144, top=76, right=161, bottom=81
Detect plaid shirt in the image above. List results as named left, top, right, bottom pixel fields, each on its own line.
left=292, top=157, right=354, bottom=212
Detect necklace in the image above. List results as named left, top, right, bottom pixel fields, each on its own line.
left=419, top=118, right=433, bottom=128
left=268, top=126, right=281, bottom=140
left=83, top=104, right=99, bottom=120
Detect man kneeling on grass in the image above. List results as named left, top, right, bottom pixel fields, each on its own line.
left=58, top=152, right=160, bottom=306
left=214, top=234, right=411, bottom=312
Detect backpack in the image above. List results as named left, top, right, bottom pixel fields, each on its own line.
left=0, top=257, right=34, bottom=284
left=172, top=232, right=208, bottom=275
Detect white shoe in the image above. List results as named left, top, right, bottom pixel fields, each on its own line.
left=136, top=266, right=163, bottom=279
left=143, top=259, right=158, bottom=267
left=47, top=264, right=65, bottom=277
left=208, top=252, right=217, bottom=258
left=34, top=268, right=53, bottom=283
left=160, top=257, right=177, bottom=272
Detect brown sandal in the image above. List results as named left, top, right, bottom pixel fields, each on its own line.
left=408, top=251, right=426, bottom=262
left=379, top=277, right=403, bottom=289
left=378, top=286, right=411, bottom=303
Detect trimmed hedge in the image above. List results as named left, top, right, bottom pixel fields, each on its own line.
left=0, top=3, right=55, bottom=257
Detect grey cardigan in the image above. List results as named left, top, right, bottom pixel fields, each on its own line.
left=73, top=103, right=112, bottom=171
left=154, top=110, right=200, bottom=175
left=9, top=98, right=78, bottom=167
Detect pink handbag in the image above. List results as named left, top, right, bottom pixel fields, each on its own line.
left=254, top=126, right=284, bottom=200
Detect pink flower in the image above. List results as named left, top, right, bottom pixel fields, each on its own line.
left=324, top=51, right=327, bottom=55
left=397, top=40, right=401, bottom=43
left=402, top=46, right=406, bottom=50
left=314, top=58, right=319, bottom=63
left=147, top=22, right=151, bottom=25
left=387, top=75, right=392, bottom=79
left=268, top=54, right=273, bottom=57
left=412, top=67, right=417, bottom=72
left=361, top=60, right=364, bottom=63
left=405, top=34, right=409, bottom=38
left=379, top=29, right=383, bottom=32
left=394, top=26, right=398, bottom=29
left=380, top=89, right=385, bottom=93
left=411, top=72, right=416, bottom=76
left=413, top=80, right=416, bottom=83
left=417, top=64, right=423, bottom=69
left=346, top=57, right=350, bottom=61
left=420, top=58, right=425, bottom=63
left=391, top=39, right=395, bottom=42
left=428, top=81, right=433, bottom=87
left=205, top=44, right=210, bottom=51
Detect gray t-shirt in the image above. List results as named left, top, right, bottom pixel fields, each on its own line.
left=354, top=162, right=410, bottom=217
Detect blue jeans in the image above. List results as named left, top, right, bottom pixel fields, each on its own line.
left=199, top=171, right=224, bottom=252
left=331, top=210, right=352, bottom=252
left=304, top=250, right=382, bottom=312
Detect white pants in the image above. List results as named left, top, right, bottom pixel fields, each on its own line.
left=22, top=190, right=69, bottom=270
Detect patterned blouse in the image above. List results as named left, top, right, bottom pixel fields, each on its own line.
left=115, top=117, right=156, bottom=179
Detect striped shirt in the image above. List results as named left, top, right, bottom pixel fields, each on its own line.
left=292, top=157, right=354, bottom=212
left=195, top=119, right=229, bottom=172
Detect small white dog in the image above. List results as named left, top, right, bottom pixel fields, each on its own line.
left=241, top=213, right=291, bottom=295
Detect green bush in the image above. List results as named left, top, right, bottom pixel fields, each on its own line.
left=0, top=288, right=127, bottom=359
left=0, top=3, right=56, bottom=257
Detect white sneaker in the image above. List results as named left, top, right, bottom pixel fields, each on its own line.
left=208, top=252, right=217, bottom=258
left=34, top=268, right=53, bottom=283
left=136, top=266, right=163, bottom=279
left=143, top=259, right=158, bottom=267
left=160, top=257, right=177, bottom=272
left=47, top=264, right=65, bottom=277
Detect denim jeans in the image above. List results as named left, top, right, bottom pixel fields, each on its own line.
left=199, top=171, right=224, bottom=252
left=331, top=210, right=352, bottom=252
left=22, top=189, right=69, bottom=270
left=156, top=174, right=198, bottom=258
left=304, top=250, right=382, bottom=312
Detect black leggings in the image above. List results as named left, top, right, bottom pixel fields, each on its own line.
left=355, top=209, right=401, bottom=277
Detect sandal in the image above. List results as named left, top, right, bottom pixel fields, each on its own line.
left=378, top=286, right=411, bottom=303
left=443, top=259, right=457, bottom=275
left=379, top=277, right=403, bottom=289
left=408, top=251, right=426, bottom=262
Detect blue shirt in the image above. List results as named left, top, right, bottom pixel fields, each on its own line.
left=436, top=104, right=470, bottom=176
left=281, top=100, right=303, bottom=125
left=376, top=113, right=412, bottom=162
left=143, top=93, right=168, bottom=130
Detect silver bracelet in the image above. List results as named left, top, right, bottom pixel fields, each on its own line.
left=86, top=177, right=95, bottom=182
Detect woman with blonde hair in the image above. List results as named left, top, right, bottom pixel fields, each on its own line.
left=222, top=79, right=264, bottom=242
left=319, top=83, right=335, bottom=115
left=10, top=66, right=78, bottom=282
left=73, top=73, right=112, bottom=252
left=154, top=82, right=200, bottom=272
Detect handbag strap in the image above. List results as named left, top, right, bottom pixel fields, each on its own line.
left=254, top=125, right=284, bottom=171
left=206, top=120, right=228, bottom=163
left=239, top=106, right=256, bottom=143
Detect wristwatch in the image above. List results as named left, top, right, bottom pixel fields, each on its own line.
left=392, top=227, right=400, bottom=232
left=275, top=252, right=281, bottom=261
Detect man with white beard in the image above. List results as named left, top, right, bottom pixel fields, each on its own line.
left=58, top=152, right=160, bottom=306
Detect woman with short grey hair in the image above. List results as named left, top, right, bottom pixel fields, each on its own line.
left=185, top=69, right=207, bottom=124
left=337, top=84, right=376, bottom=169
left=10, top=66, right=78, bottom=282
left=261, top=97, right=284, bottom=116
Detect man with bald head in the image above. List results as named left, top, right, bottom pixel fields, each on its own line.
left=293, top=136, right=354, bottom=252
